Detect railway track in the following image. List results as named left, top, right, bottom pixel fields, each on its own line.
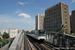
left=43, top=41, right=54, bottom=49
left=35, top=42, right=50, bottom=50
left=27, top=35, right=41, bottom=50
left=26, top=35, right=73, bottom=50
left=25, top=35, right=75, bottom=50
left=26, top=35, right=52, bottom=50
left=24, top=34, right=33, bottom=50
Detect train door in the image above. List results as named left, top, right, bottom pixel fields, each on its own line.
left=35, top=30, right=38, bottom=35
left=35, top=30, right=38, bottom=39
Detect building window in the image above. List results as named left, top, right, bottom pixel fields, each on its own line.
left=65, top=15, right=67, bottom=17
left=65, top=25, right=67, bottom=28
left=64, top=11, right=66, bottom=13
left=64, top=8, right=66, bottom=10
left=65, top=18, right=67, bottom=20
left=65, top=21, right=67, bottom=24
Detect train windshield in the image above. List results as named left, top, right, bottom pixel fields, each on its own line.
left=39, top=30, right=45, bottom=35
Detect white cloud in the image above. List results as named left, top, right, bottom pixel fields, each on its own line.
left=18, top=2, right=28, bottom=5
left=15, top=9, right=21, bottom=13
left=28, top=21, right=31, bottom=23
left=72, top=0, right=75, bottom=3
left=8, top=24, right=12, bottom=26
left=19, top=13, right=31, bottom=18
left=5, top=20, right=10, bottom=23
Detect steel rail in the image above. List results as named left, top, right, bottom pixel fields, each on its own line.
left=25, top=34, right=32, bottom=50
left=27, top=35, right=41, bottom=50
left=24, top=34, right=29, bottom=50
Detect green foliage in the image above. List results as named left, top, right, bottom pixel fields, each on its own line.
left=0, top=39, right=5, bottom=44
left=58, top=30, right=75, bottom=36
left=58, top=29, right=68, bottom=34
left=58, top=30, right=63, bottom=33
left=2, top=32, right=9, bottom=39
left=8, top=38, right=15, bottom=48
left=0, top=32, right=1, bottom=36
left=25, top=31, right=29, bottom=33
left=0, top=37, right=1, bottom=39
left=65, top=30, right=68, bottom=34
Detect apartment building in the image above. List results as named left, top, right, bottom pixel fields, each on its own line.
left=9, top=28, right=19, bottom=38
left=0, top=29, right=8, bottom=35
left=71, top=10, right=75, bottom=33
left=44, top=2, right=70, bottom=33
left=36, top=14, right=45, bottom=30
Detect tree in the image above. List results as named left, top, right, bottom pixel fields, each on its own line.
left=58, top=29, right=68, bottom=34
left=2, top=32, right=9, bottom=39
left=0, top=32, right=1, bottom=35
left=25, top=31, right=29, bottom=33
left=0, top=37, right=1, bottom=40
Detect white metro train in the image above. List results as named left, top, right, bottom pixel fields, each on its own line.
left=26, top=30, right=46, bottom=40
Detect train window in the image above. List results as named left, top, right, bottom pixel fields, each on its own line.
left=40, top=30, right=44, bottom=32
left=39, top=30, right=45, bottom=35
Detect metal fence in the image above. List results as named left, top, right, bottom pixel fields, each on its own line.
left=0, top=40, right=10, bottom=48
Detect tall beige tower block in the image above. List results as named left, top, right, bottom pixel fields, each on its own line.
left=44, top=2, right=70, bottom=33
left=35, top=14, right=45, bottom=30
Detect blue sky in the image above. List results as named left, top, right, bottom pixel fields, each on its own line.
left=0, top=0, right=75, bottom=31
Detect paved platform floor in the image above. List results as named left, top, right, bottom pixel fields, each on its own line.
left=0, top=44, right=9, bottom=50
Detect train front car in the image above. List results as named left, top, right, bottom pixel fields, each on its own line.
left=37, top=30, right=46, bottom=40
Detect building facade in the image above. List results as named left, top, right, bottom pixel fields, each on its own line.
left=0, top=29, right=8, bottom=35
left=9, top=28, right=19, bottom=38
left=70, top=15, right=72, bottom=33
left=36, top=14, right=45, bottom=30
left=44, top=2, right=70, bottom=33
left=71, top=10, right=75, bottom=33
